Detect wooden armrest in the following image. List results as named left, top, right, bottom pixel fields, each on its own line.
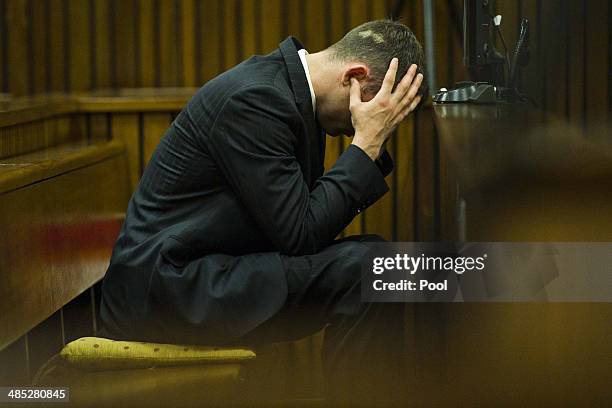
left=0, top=140, right=125, bottom=194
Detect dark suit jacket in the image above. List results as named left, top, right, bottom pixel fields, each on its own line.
left=100, top=37, right=392, bottom=343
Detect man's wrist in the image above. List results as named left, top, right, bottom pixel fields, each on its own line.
left=351, top=134, right=380, bottom=161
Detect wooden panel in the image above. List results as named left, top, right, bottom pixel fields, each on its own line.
left=93, top=0, right=111, bottom=88
left=0, top=0, right=5, bottom=93
left=0, top=114, right=84, bottom=160
left=89, top=113, right=110, bottom=143
left=45, top=115, right=75, bottom=147
left=0, top=145, right=129, bottom=349
left=433, top=0, right=451, bottom=88
left=113, top=0, right=136, bottom=87
left=414, top=107, right=436, bottom=241
left=110, top=113, right=140, bottom=190
left=198, top=0, right=221, bottom=83
left=567, top=0, right=585, bottom=127
left=48, top=0, right=66, bottom=92
left=409, top=0, right=424, bottom=43
left=304, top=0, right=325, bottom=51
left=0, top=120, right=44, bottom=159
left=542, top=0, right=566, bottom=118
left=241, top=0, right=257, bottom=59
left=584, top=0, right=609, bottom=126
left=68, top=0, right=91, bottom=91
left=142, top=112, right=172, bottom=166
left=285, top=0, right=303, bottom=42
left=7, top=0, right=28, bottom=96
left=371, top=0, right=387, bottom=21
left=349, top=0, right=368, bottom=29
left=68, top=113, right=88, bottom=143
left=137, top=0, right=155, bottom=87
left=158, top=0, right=178, bottom=87
left=222, top=0, right=238, bottom=70
left=260, top=0, right=281, bottom=53
left=30, top=0, right=48, bottom=94
left=395, top=120, right=414, bottom=241
left=180, top=0, right=196, bottom=87
left=328, top=0, right=347, bottom=43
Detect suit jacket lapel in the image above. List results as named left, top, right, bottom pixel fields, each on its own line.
left=279, top=37, right=326, bottom=189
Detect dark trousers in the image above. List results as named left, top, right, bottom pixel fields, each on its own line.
left=102, top=234, right=408, bottom=405
left=239, top=235, right=408, bottom=405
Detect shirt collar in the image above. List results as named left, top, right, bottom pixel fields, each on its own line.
left=297, top=49, right=316, bottom=114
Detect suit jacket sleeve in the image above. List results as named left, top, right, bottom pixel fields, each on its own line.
left=376, top=150, right=394, bottom=177
left=207, top=85, right=389, bottom=256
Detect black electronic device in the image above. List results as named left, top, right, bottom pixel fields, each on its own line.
left=433, top=0, right=531, bottom=104
left=433, top=81, right=497, bottom=104
left=463, top=0, right=505, bottom=85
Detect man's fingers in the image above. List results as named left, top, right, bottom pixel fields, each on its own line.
left=391, top=64, right=418, bottom=102
left=378, top=57, right=399, bottom=95
left=393, top=94, right=422, bottom=126
left=404, top=95, right=422, bottom=118
left=407, top=73, right=424, bottom=101
left=399, top=73, right=424, bottom=109
left=348, top=78, right=362, bottom=109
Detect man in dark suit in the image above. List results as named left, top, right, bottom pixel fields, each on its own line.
left=101, top=19, right=425, bottom=403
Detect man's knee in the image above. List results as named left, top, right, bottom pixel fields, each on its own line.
left=282, top=236, right=384, bottom=307
left=327, top=239, right=375, bottom=290
left=332, top=234, right=386, bottom=282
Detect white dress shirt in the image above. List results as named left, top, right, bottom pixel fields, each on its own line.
left=297, top=49, right=316, bottom=114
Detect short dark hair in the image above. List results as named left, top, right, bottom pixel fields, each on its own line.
left=329, top=19, right=427, bottom=96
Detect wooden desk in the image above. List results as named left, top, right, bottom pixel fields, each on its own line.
left=434, top=104, right=612, bottom=241
left=419, top=104, right=612, bottom=406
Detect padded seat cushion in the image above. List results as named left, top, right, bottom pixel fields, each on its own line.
left=60, top=337, right=256, bottom=371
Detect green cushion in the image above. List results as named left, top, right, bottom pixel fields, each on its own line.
left=60, top=337, right=256, bottom=371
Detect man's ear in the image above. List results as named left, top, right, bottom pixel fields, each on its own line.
left=341, top=65, right=369, bottom=87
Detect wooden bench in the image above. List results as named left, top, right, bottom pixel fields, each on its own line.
left=0, top=91, right=198, bottom=379
left=0, top=140, right=129, bottom=352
